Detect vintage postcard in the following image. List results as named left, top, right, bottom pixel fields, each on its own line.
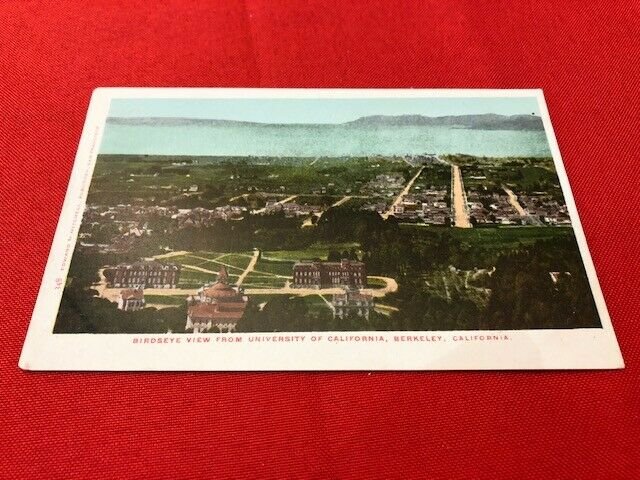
left=20, top=88, right=623, bottom=370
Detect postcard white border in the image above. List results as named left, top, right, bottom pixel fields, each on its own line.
left=19, top=88, right=624, bottom=371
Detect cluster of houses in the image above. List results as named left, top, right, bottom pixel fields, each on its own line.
left=391, top=189, right=451, bottom=224
left=172, top=205, right=245, bottom=227
left=78, top=203, right=250, bottom=252
left=464, top=190, right=570, bottom=226
left=362, top=173, right=405, bottom=197
left=80, top=205, right=171, bottom=252
left=403, top=153, right=442, bottom=166
left=466, top=191, right=523, bottom=225
left=264, top=200, right=323, bottom=217
left=518, top=194, right=571, bottom=225
left=84, top=204, right=174, bottom=223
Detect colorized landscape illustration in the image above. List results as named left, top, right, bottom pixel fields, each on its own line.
left=53, top=96, right=601, bottom=334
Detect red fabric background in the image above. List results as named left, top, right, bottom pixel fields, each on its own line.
left=1, top=1, right=639, bottom=478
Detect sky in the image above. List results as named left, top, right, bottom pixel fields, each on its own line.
left=108, top=96, right=541, bottom=124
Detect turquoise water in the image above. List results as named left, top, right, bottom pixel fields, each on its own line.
left=99, top=123, right=552, bottom=158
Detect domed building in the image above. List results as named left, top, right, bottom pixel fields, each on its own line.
left=186, top=267, right=248, bottom=333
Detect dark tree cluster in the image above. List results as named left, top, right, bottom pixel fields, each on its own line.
left=485, top=239, right=600, bottom=329
left=236, top=297, right=389, bottom=332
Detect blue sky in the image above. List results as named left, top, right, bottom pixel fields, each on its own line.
left=108, top=96, right=541, bottom=124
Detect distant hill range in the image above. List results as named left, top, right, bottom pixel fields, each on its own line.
left=108, top=113, right=544, bottom=131
left=344, top=113, right=544, bottom=130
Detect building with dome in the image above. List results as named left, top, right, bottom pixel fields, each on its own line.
left=185, top=267, right=248, bottom=333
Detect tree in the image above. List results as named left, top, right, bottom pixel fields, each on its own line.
left=327, top=250, right=341, bottom=261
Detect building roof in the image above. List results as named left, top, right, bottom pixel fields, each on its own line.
left=201, top=282, right=241, bottom=298
left=294, top=260, right=365, bottom=269
left=120, top=289, right=144, bottom=300
left=117, top=260, right=179, bottom=270
left=188, top=303, right=245, bottom=322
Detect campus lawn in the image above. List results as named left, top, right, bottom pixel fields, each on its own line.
left=254, top=258, right=295, bottom=276
left=366, top=277, right=387, bottom=288
left=144, top=295, right=187, bottom=305
left=191, top=251, right=253, bottom=270
left=242, top=274, right=288, bottom=288
left=178, top=269, right=217, bottom=286
left=302, top=294, right=333, bottom=312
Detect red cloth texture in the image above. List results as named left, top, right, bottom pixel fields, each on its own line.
left=1, top=1, right=638, bottom=479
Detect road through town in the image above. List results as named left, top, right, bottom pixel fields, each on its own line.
left=382, top=166, right=425, bottom=219
left=452, top=165, right=472, bottom=228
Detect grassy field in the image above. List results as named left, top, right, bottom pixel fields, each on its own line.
left=178, top=269, right=218, bottom=287
left=145, top=295, right=187, bottom=305
left=262, top=242, right=360, bottom=262
left=242, top=273, right=288, bottom=288
left=303, top=294, right=333, bottom=312
left=448, top=225, right=572, bottom=247
left=191, top=251, right=253, bottom=270
left=167, top=240, right=376, bottom=291
left=255, top=258, right=295, bottom=276
left=403, top=224, right=573, bottom=248
left=366, top=277, right=387, bottom=288
left=170, top=251, right=253, bottom=274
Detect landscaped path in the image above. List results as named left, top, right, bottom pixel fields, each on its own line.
left=318, top=294, right=335, bottom=312
left=236, top=249, right=260, bottom=286
left=229, top=193, right=248, bottom=202
left=374, top=303, right=400, bottom=316
left=187, top=253, right=286, bottom=278
left=382, top=166, right=425, bottom=219
left=186, top=254, right=247, bottom=273
left=182, top=264, right=220, bottom=274
left=330, top=195, right=352, bottom=208
left=451, top=165, right=472, bottom=228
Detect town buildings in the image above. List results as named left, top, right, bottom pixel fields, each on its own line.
left=117, top=288, right=145, bottom=311
left=518, top=194, right=571, bottom=225
left=185, top=267, right=249, bottom=333
left=264, top=201, right=322, bottom=217
left=293, top=259, right=367, bottom=289
left=385, top=189, right=451, bottom=224
left=109, top=260, right=180, bottom=288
